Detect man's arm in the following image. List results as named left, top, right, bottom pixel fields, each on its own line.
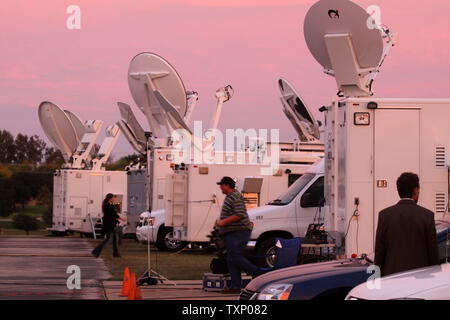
left=374, top=212, right=386, bottom=276
left=426, top=213, right=440, bottom=265
left=217, top=215, right=241, bottom=227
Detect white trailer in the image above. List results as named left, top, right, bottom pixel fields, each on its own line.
left=324, top=98, right=450, bottom=257
left=51, top=169, right=127, bottom=234
left=39, top=101, right=125, bottom=236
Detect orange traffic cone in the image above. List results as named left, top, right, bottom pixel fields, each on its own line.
left=134, top=283, right=143, bottom=300
left=128, top=273, right=137, bottom=300
left=119, top=267, right=131, bottom=297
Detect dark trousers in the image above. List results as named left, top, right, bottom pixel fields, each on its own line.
left=93, top=229, right=119, bottom=256
left=225, top=230, right=259, bottom=289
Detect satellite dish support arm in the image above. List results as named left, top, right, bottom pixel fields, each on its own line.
left=92, top=125, right=121, bottom=170
left=71, top=120, right=103, bottom=169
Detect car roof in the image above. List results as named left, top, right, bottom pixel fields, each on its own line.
left=349, top=263, right=450, bottom=300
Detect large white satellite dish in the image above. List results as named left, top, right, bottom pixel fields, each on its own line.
left=304, top=0, right=393, bottom=97
left=279, top=78, right=320, bottom=142
left=38, top=101, right=79, bottom=161
left=64, top=110, right=86, bottom=144
left=128, top=52, right=190, bottom=139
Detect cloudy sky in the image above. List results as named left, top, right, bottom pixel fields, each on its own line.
left=1, top=0, right=450, bottom=159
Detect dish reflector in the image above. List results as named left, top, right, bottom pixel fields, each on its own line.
left=64, top=110, right=86, bottom=144
left=38, top=101, right=79, bottom=161
left=279, top=78, right=320, bottom=142
left=117, top=102, right=148, bottom=155
left=128, top=52, right=188, bottom=139
left=304, top=0, right=384, bottom=97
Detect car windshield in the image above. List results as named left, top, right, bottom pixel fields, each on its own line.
left=268, top=173, right=316, bottom=206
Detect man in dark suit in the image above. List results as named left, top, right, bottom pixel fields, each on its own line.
left=375, top=172, right=440, bottom=276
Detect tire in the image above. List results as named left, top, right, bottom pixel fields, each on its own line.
left=255, top=237, right=279, bottom=268
left=155, top=227, right=186, bottom=252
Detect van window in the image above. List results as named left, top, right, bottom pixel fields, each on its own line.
left=288, top=174, right=302, bottom=187
left=269, top=173, right=315, bottom=206
left=300, top=177, right=324, bottom=208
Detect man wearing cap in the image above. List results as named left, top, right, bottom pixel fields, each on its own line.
left=216, top=176, right=261, bottom=294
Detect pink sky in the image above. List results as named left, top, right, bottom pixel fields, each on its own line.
left=1, top=0, right=450, bottom=158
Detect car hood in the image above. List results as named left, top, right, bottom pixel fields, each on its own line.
left=139, top=209, right=164, bottom=219
left=348, top=263, right=450, bottom=300
left=246, top=259, right=368, bottom=292
left=248, top=205, right=287, bottom=220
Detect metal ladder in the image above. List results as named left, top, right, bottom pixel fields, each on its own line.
left=171, top=172, right=188, bottom=227
left=88, top=214, right=103, bottom=239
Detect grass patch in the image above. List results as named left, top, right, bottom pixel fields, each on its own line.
left=12, top=205, right=47, bottom=218
left=90, top=238, right=215, bottom=281
left=0, top=226, right=48, bottom=236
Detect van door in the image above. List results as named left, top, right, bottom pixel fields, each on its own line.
left=373, top=109, right=420, bottom=247
left=296, top=176, right=324, bottom=236
left=89, top=174, right=104, bottom=219
left=68, top=196, right=88, bottom=231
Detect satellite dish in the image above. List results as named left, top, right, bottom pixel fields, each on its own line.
left=117, top=102, right=148, bottom=155
left=64, top=110, right=86, bottom=144
left=304, top=0, right=385, bottom=97
left=38, top=101, right=79, bottom=161
left=279, top=78, right=320, bottom=142
left=128, top=52, right=189, bottom=139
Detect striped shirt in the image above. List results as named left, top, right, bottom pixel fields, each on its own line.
left=219, top=189, right=252, bottom=234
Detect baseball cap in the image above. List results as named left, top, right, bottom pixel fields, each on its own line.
left=217, top=176, right=235, bottom=188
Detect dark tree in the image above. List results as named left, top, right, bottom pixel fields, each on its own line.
left=12, top=213, right=40, bottom=235
left=14, top=134, right=46, bottom=165
left=0, top=130, right=15, bottom=164
left=12, top=174, right=32, bottom=210
left=44, top=147, right=64, bottom=166
left=0, top=164, right=15, bottom=217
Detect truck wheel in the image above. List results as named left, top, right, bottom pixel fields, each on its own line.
left=155, top=227, right=186, bottom=252
left=255, top=237, right=279, bottom=268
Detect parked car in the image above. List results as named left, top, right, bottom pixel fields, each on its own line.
left=346, top=263, right=450, bottom=300
left=240, top=222, right=449, bottom=300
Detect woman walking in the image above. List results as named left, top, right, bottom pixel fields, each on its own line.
left=92, top=193, right=122, bottom=258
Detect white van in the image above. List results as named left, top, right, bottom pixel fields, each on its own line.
left=248, top=159, right=326, bottom=267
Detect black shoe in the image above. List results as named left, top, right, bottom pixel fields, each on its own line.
left=91, top=250, right=100, bottom=258
left=113, top=254, right=121, bottom=258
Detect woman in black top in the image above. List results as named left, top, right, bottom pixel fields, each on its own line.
left=92, top=194, right=122, bottom=258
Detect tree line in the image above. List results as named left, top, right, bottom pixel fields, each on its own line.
left=0, top=129, right=138, bottom=221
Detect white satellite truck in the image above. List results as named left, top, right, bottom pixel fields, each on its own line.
left=248, top=0, right=450, bottom=267
left=249, top=0, right=450, bottom=264
left=39, top=101, right=127, bottom=237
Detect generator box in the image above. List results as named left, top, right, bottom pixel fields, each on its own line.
left=202, top=273, right=251, bottom=292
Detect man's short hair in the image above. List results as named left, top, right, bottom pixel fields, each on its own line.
left=396, top=172, right=420, bottom=198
